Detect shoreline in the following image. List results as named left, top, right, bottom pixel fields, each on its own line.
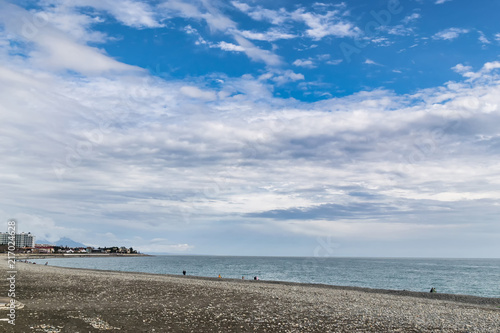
left=20, top=261, right=500, bottom=307
left=1, top=258, right=499, bottom=332
left=17, top=254, right=500, bottom=304
left=16, top=253, right=150, bottom=259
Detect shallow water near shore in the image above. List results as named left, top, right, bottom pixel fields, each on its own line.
left=29, top=256, right=500, bottom=298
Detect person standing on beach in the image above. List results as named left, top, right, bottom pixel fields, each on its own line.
left=183, top=270, right=186, bottom=276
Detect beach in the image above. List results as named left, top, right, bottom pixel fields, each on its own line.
left=1, top=257, right=499, bottom=332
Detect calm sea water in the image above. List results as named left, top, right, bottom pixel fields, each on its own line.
left=30, top=256, right=500, bottom=298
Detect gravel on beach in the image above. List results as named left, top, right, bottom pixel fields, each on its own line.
left=1, top=258, right=499, bottom=332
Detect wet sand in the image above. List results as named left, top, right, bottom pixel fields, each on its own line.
left=1, top=257, right=499, bottom=332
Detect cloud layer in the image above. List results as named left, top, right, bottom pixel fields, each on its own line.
left=1, top=0, right=500, bottom=256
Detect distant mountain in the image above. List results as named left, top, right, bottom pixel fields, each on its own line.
left=35, top=237, right=87, bottom=247
left=54, top=237, right=87, bottom=248
left=35, top=239, right=51, bottom=245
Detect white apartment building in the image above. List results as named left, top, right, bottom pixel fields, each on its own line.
left=0, top=232, right=36, bottom=248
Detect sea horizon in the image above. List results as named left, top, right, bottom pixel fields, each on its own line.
left=143, top=253, right=500, bottom=260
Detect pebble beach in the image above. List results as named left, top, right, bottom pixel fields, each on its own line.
left=1, top=257, right=499, bottom=332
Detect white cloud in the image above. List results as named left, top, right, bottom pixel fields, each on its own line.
left=233, top=35, right=282, bottom=66
left=478, top=31, right=491, bottom=44
left=326, top=59, right=343, bottom=65
left=291, top=8, right=360, bottom=40
left=483, top=61, right=500, bottom=72
left=231, top=1, right=289, bottom=25
left=370, top=36, right=393, bottom=46
left=230, top=1, right=251, bottom=13
left=452, top=61, right=500, bottom=80
left=216, top=41, right=245, bottom=52
left=161, top=0, right=236, bottom=32
left=44, top=0, right=162, bottom=28
left=240, top=29, right=296, bottom=42
left=180, top=86, right=217, bottom=100
left=364, top=59, right=381, bottom=66
left=435, top=0, right=452, bottom=4
left=482, top=61, right=500, bottom=72
left=232, top=2, right=360, bottom=40
left=0, top=2, right=142, bottom=75
left=402, top=13, right=421, bottom=24
left=293, top=59, right=316, bottom=68
left=162, top=1, right=356, bottom=67
left=37, top=6, right=107, bottom=43
left=162, top=1, right=285, bottom=66
left=32, top=33, right=140, bottom=75
left=386, top=26, right=409, bottom=36
left=269, top=70, right=305, bottom=85
left=83, top=0, right=162, bottom=28
left=451, top=64, right=473, bottom=75
left=496, top=33, right=500, bottom=42
left=293, top=54, right=339, bottom=68
left=385, top=17, right=418, bottom=36
left=432, top=27, right=469, bottom=40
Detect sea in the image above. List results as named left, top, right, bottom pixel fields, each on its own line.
left=29, top=256, right=500, bottom=298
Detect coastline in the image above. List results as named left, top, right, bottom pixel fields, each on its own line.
left=17, top=260, right=500, bottom=307
left=18, top=254, right=500, bottom=303
left=16, top=253, right=150, bottom=259
left=1, top=255, right=499, bottom=332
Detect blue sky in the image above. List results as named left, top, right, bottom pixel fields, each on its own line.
left=1, top=0, right=500, bottom=257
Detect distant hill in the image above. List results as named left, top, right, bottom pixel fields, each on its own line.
left=37, top=237, right=87, bottom=248
left=55, top=237, right=87, bottom=247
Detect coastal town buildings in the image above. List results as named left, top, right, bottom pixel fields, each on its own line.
left=1, top=231, right=139, bottom=254
left=35, top=244, right=55, bottom=253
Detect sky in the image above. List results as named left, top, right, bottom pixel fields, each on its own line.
left=1, top=0, right=500, bottom=257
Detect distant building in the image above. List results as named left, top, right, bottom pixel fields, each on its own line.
left=0, top=233, right=7, bottom=245
left=35, top=244, right=54, bottom=253
left=119, top=246, right=130, bottom=254
left=0, top=232, right=35, bottom=248
left=36, top=243, right=54, bottom=248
